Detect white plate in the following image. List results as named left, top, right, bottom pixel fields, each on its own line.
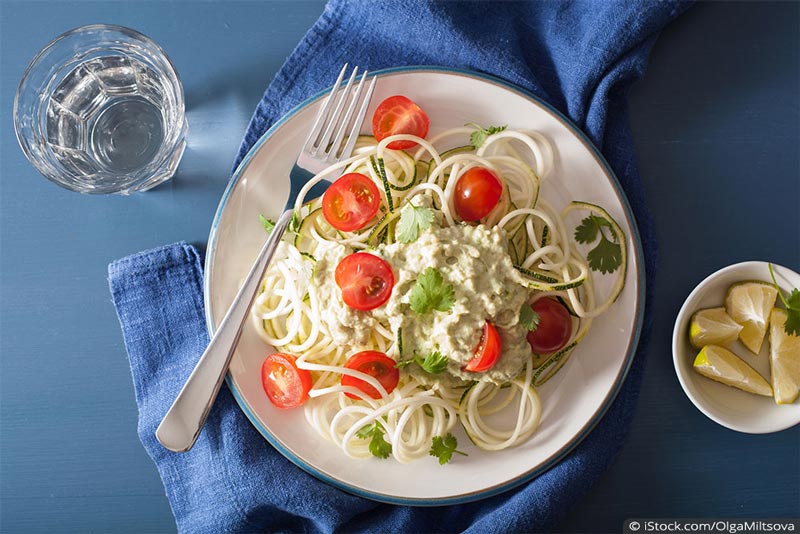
left=672, top=261, right=800, bottom=433
left=205, top=67, right=645, bottom=505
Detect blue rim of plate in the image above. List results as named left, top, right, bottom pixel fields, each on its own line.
left=204, top=65, right=646, bottom=506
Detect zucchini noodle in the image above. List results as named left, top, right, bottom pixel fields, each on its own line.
left=250, top=127, right=626, bottom=463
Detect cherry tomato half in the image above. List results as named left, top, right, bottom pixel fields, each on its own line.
left=526, top=297, right=572, bottom=354
left=453, top=167, right=503, bottom=222
left=322, top=172, right=381, bottom=232
left=261, top=353, right=312, bottom=409
left=341, top=350, right=400, bottom=400
left=463, top=321, right=502, bottom=373
left=372, top=95, right=430, bottom=150
left=334, top=252, right=394, bottom=311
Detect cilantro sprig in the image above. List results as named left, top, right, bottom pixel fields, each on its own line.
left=409, top=267, right=455, bottom=314
left=418, top=351, right=448, bottom=374
left=260, top=212, right=299, bottom=239
left=288, top=211, right=301, bottom=234
left=397, top=350, right=449, bottom=374
left=519, top=305, right=540, bottom=332
left=429, top=433, right=467, bottom=465
left=356, top=421, right=392, bottom=459
left=574, top=215, right=622, bottom=274
left=467, top=123, right=507, bottom=149
left=396, top=203, right=434, bottom=243
left=259, top=214, right=276, bottom=235
left=768, top=263, right=800, bottom=336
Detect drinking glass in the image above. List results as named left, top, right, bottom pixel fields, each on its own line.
left=14, top=24, right=187, bottom=194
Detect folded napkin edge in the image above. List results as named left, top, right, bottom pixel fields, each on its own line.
left=108, top=241, right=197, bottom=279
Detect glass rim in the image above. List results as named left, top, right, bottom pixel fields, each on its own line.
left=13, top=23, right=186, bottom=187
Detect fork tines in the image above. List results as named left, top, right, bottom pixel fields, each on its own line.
left=305, top=64, right=377, bottom=163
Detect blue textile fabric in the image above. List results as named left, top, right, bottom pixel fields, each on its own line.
left=109, top=1, right=691, bottom=532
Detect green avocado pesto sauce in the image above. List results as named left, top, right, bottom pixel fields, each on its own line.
left=314, top=223, right=532, bottom=386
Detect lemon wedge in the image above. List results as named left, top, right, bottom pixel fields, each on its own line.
left=689, top=307, right=742, bottom=348
left=769, top=308, right=800, bottom=404
left=725, top=281, right=778, bottom=354
left=693, top=345, right=772, bottom=396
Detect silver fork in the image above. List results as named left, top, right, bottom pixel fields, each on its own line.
left=156, top=65, right=376, bottom=452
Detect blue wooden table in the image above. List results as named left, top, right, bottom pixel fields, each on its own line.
left=1, top=2, right=797, bottom=532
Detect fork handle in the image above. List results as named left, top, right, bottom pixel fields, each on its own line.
left=156, top=209, right=293, bottom=452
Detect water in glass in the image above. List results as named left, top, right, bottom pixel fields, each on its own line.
left=15, top=25, right=186, bottom=194
left=47, top=56, right=170, bottom=176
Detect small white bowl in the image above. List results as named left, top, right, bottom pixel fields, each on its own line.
left=673, top=261, right=800, bottom=433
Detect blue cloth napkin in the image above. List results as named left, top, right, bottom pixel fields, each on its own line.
left=109, top=1, right=691, bottom=532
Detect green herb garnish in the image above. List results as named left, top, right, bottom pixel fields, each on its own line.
left=519, top=305, right=540, bottom=332
left=429, top=433, right=467, bottom=465
left=574, top=215, right=622, bottom=274
left=259, top=214, right=276, bottom=234
left=396, top=349, right=448, bottom=375
left=417, top=351, right=448, bottom=374
left=396, top=203, right=434, bottom=243
left=356, top=422, right=392, bottom=459
left=768, top=263, right=800, bottom=336
left=409, top=267, right=455, bottom=314
left=288, top=211, right=301, bottom=234
left=467, top=123, right=507, bottom=149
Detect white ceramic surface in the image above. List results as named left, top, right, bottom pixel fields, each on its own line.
left=205, top=68, right=644, bottom=504
left=672, top=261, right=800, bottom=434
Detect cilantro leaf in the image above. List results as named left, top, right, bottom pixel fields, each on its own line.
left=416, top=351, right=449, bottom=374
left=574, top=215, right=622, bottom=274
left=288, top=211, right=301, bottom=234
left=355, top=424, right=373, bottom=439
left=768, top=263, right=800, bottom=336
left=259, top=214, right=276, bottom=234
left=467, top=123, right=507, bottom=149
left=587, top=235, right=622, bottom=275
left=784, top=289, right=800, bottom=336
left=357, top=422, right=392, bottom=459
left=396, top=203, right=434, bottom=243
left=368, top=432, right=392, bottom=459
left=429, top=433, right=467, bottom=465
left=409, top=267, right=455, bottom=314
left=573, top=215, right=601, bottom=244
left=519, top=305, right=540, bottom=332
